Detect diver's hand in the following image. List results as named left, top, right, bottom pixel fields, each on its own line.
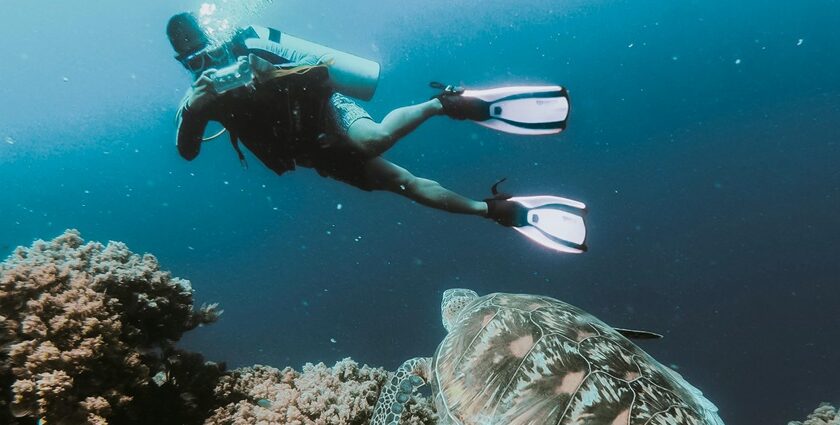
left=185, top=70, right=218, bottom=113
left=249, top=53, right=276, bottom=83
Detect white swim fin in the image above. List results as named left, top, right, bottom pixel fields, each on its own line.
left=433, top=82, right=570, bottom=135
left=508, top=195, right=588, bottom=253
left=485, top=180, right=587, bottom=253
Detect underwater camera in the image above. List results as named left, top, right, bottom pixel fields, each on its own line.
left=208, top=56, right=254, bottom=94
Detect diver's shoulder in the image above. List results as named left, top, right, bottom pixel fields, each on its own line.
left=243, top=24, right=271, bottom=40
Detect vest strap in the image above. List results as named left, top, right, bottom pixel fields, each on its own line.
left=229, top=131, right=248, bottom=169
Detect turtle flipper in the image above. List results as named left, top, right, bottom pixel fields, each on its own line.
left=372, top=357, right=431, bottom=425
left=614, top=327, right=663, bottom=340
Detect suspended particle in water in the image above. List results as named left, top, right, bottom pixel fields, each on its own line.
left=797, top=38, right=804, bottom=46
left=735, top=59, right=741, bottom=65
left=199, top=3, right=217, bottom=16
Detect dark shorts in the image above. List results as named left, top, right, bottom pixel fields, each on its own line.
left=302, top=93, right=376, bottom=191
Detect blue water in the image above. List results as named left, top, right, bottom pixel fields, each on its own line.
left=2, top=1, right=839, bottom=423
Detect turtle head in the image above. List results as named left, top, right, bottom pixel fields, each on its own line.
left=441, top=288, right=479, bottom=332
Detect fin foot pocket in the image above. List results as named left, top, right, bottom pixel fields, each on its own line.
left=429, top=81, right=570, bottom=134
left=430, top=81, right=490, bottom=121
left=484, top=180, right=588, bottom=253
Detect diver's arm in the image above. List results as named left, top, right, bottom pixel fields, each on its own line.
left=176, top=93, right=208, bottom=160
left=176, top=74, right=217, bottom=160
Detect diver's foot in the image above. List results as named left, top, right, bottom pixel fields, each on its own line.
left=438, top=93, right=489, bottom=121
left=484, top=198, right=528, bottom=227
left=431, top=83, right=489, bottom=121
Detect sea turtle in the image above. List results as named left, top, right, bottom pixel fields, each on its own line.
left=372, top=289, right=724, bottom=425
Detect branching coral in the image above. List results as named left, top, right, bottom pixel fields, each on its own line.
left=207, top=358, right=436, bottom=425
left=0, top=230, right=222, bottom=425
left=790, top=403, right=840, bottom=425
left=0, top=231, right=437, bottom=424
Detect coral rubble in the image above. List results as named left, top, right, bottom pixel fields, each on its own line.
left=207, top=358, right=436, bottom=425
left=789, top=403, right=840, bottom=425
left=0, top=230, right=221, bottom=425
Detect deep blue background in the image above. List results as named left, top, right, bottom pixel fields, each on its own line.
left=1, top=1, right=839, bottom=424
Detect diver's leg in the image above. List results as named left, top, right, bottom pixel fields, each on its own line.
left=362, top=157, right=487, bottom=215
left=346, top=99, right=443, bottom=157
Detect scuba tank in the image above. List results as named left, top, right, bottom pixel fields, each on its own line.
left=244, top=29, right=380, bottom=101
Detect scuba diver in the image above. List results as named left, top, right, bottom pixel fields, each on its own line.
left=167, top=12, right=587, bottom=253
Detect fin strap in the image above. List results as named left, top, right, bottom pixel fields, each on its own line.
left=490, top=177, right=512, bottom=200
left=429, top=81, right=464, bottom=95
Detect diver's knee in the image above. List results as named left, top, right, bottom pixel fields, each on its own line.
left=389, top=173, right=414, bottom=192
left=364, top=163, right=412, bottom=192
left=359, top=125, right=393, bottom=147
left=402, top=176, right=438, bottom=194
left=380, top=171, right=420, bottom=194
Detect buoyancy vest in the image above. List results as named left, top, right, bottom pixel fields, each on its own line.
left=209, top=66, right=332, bottom=176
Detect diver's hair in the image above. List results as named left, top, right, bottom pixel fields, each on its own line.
left=166, top=12, right=209, bottom=56
left=266, top=63, right=331, bottom=80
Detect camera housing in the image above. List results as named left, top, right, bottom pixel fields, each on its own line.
left=209, top=56, right=254, bottom=94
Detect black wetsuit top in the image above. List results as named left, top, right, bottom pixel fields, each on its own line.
left=175, top=25, right=329, bottom=176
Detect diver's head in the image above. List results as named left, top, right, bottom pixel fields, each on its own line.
left=167, top=12, right=229, bottom=75
left=168, top=13, right=208, bottom=60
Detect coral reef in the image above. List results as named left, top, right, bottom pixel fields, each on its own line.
left=207, top=358, right=436, bottom=425
left=0, top=230, right=436, bottom=424
left=0, top=230, right=222, bottom=425
left=790, top=403, right=840, bottom=425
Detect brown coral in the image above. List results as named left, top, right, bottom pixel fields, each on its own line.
left=0, top=231, right=436, bottom=424
left=207, top=358, right=436, bottom=425
left=789, top=403, right=840, bottom=425
left=0, top=230, right=221, bottom=424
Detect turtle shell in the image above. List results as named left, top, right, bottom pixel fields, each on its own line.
left=431, top=293, right=723, bottom=425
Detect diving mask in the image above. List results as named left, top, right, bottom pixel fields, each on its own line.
left=178, top=43, right=232, bottom=74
